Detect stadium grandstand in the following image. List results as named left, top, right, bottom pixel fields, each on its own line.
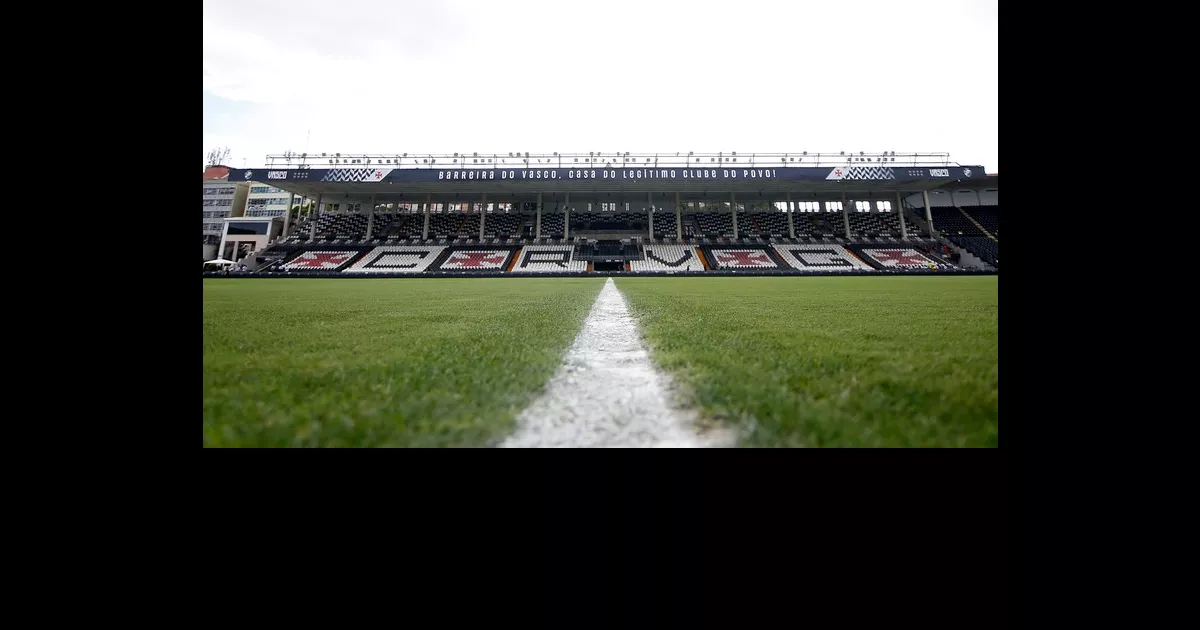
left=205, top=151, right=997, bottom=276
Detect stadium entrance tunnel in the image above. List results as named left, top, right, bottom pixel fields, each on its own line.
left=593, top=261, right=625, bottom=272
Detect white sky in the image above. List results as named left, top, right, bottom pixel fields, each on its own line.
left=203, top=0, right=997, bottom=172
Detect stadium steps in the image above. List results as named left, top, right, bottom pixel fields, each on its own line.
left=429, top=248, right=458, bottom=271
left=843, top=248, right=871, bottom=268
left=341, top=249, right=374, bottom=271
left=902, top=208, right=931, bottom=238
left=507, top=247, right=523, bottom=272
left=958, top=207, right=997, bottom=241
left=242, top=254, right=277, bottom=272
left=945, top=242, right=993, bottom=270
left=276, top=250, right=309, bottom=266
left=695, top=248, right=710, bottom=270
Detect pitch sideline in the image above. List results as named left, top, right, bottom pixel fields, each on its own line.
left=500, top=277, right=731, bottom=448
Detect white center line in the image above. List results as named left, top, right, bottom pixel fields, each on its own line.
left=501, top=278, right=733, bottom=448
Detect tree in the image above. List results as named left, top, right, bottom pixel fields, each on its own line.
left=206, top=147, right=232, bottom=168
left=292, top=201, right=314, bottom=218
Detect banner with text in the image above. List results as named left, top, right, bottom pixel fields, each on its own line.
left=230, top=164, right=986, bottom=185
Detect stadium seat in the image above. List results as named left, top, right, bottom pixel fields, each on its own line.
left=630, top=244, right=705, bottom=271
left=343, top=245, right=448, bottom=274
left=772, top=243, right=874, bottom=272
left=512, top=245, right=586, bottom=272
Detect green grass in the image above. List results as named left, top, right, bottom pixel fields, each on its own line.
left=203, top=278, right=604, bottom=447
left=616, top=276, right=998, bottom=447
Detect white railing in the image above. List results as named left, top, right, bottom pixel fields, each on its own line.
left=263, top=151, right=955, bottom=170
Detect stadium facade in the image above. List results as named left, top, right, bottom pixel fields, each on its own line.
left=209, top=152, right=998, bottom=274
left=244, top=184, right=294, bottom=219
left=202, top=166, right=248, bottom=260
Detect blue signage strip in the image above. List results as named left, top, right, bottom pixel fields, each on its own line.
left=230, top=165, right=985, bottom=185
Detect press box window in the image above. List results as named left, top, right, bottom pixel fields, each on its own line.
left=226, top=222, right=270, bottom=236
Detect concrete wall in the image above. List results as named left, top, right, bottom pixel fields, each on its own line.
left=219, top=218, right=283, bottom=263
left=230, top=183, right=249, bottom=218
left=906, top=188, right=999, bottom=208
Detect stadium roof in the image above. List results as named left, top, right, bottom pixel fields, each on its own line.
left=230, top=152, right=991, bottom=201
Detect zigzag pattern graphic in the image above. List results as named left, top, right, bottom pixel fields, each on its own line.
left=320, top=168, right=393, bottom=182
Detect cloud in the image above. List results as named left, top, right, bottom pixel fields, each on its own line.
left=204, top=0, right=998, bottom=170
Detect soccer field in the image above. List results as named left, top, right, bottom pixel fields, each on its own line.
left=203, top=276, right=997, bottom=447
left=618, top=276, right=998, bottom=447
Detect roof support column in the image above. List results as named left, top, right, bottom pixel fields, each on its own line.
left=648, top=192, right=654, bottom=239
left=896, top=191, right=908, bottom=239
left=841, top=191, right=851, bottom=240
left=422, top=194, right=431, bottom=240
left=564, top=193, right=570, bottom=240
left=478, top=194, right=487, bottom=241
left=535, top=192, right=542, bottom=239
left=675, top=192, right=683, bottom=240
left=731, top=191, right=738, bottom=240
left=922, top=190, right=936, bottom=238
left=309, top=196, right=317, bottom=240
left=365, top=195, right=375, bottom=240
left=282, top=192, right=294, bottom=237
left=786, top=192, right=795, bottom=239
